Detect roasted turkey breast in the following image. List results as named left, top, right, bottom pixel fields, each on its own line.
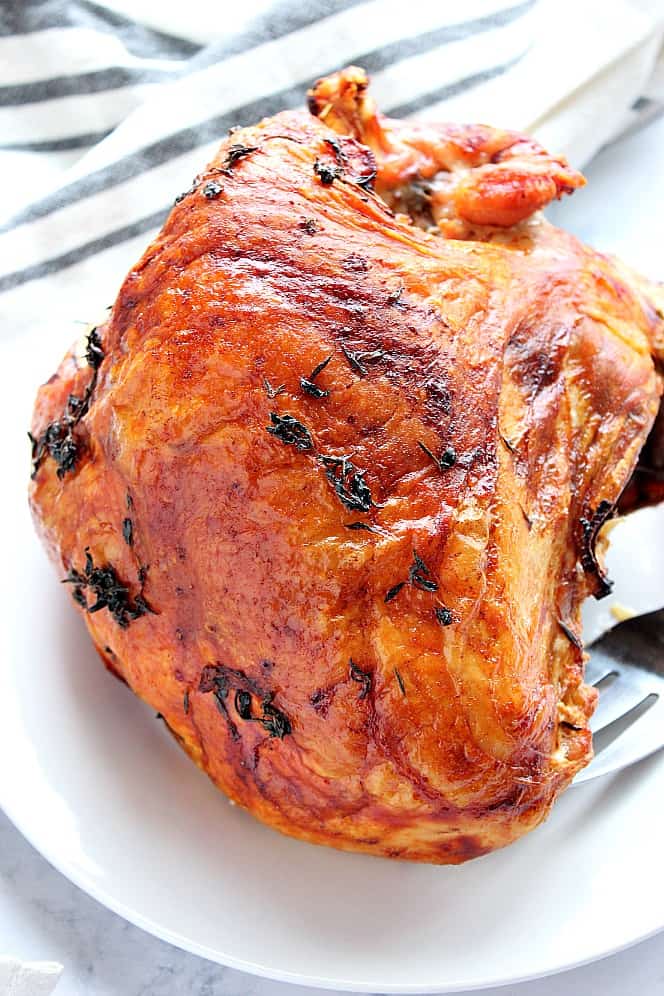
left=29, top=67, right=664, bottom=863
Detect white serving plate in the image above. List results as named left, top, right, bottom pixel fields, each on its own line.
left=1, top=116, right=663, bottom=994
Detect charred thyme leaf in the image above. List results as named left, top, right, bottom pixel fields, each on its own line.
left=225, top=143, right=258, bottom=168
left=579, top=500, right=615, bottom=600
left=199, top=665, right=230, bottom=697
left=340, top=344, right=385, bottom=377
left=62, top=549, right=150, bottom=628
left=345, top=521, right=382, bottom=534
left=387, top=286, right=405, bottom=307
left=418, top=441, right=457, bottom=472
left=314, top=159, right=341, bottom=185
left=300, top=354, right=332, bottom=398
left=266, top=412, right=313, bottom=451
left=71, top=586, right=87, bottom=608
left=217, top=699, right=240, bottom=740
left=434, top=606, right=454, bottom=626
left=85, top=327, right=104, bottom=370
left=133, top=593, right=156, bottom=617
left=299, top=217, right=317, bottom=234
left=198, top=664, right=290, bottom=739
left=394, top=668, right=406, bottom=696
left=183, top=690, right=190, bottom=714
left=198, top=665, right=239, bottom=738
left=174, top=178, right=198, bottom=204
left=300, top=379, right=329, bottom=399
left=32, top=421, right=80, bottom=479
left=409, top=551, right=438, bottom=592
left=341, top=345, right=366, bottom=375
left=263, top=377, right=285, bottom=399
left=354, top=166, right=377, bottom=192
left=310, top=687, right=333, bottom=715
left=320, top=455, right=373, bottom=512
left=234, top=689, right=253, bottom=720
left=349, top=659, right=372, bottom=700
left=308, top=354, right=333, bottom=381
left=439, top=446, right=457, bottom=468
left=385, top=581, right=406, bottom=603
left=203, top=180, right=223, bottom=199
left=260, top=697, right=292, bottom=738
left=122, top=517, right=134, bottom=547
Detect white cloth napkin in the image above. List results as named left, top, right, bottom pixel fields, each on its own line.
left=0, top=0, right=662, bottom=340
left=0, top=959, right=62, bottom=996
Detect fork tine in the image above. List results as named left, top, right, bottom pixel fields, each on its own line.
left=573, top=609, right=664, bottom=784
left=584, top=658, right=615, bottom=685
left=590, top=669, right=656, bottom=731
left=593, top=693, right=659, bottom=753
left=574, top=689, right=664, bottom=784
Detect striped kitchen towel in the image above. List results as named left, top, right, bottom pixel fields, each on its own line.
left=0, top=0, right=662, bottom=340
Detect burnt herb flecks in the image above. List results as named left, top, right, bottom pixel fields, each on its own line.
left=349, top=659, right=372, bottom=700
left=322, top=137, right=376, bottom=192
left=63, top=548, right=153, bottom=628
left=85, top=328, right=104, bottom=369
left=260, top=696, right=292, bottom=738
left=198, top=664, right=291, bottom=740
left=225, top=144, right=258, bottom=168
left=314, top=159, right=341, bottom=185
left=198, top=665, right=238, bottom=741
left=266, top=412, right=314, bottom=451
left=354, top=167, right=377, bottom=192
left=385, top=552, right=439, bottom=605
left=384, top=581, right=406, bottom=603
left=122, top=517, right=134, bottom=547
left=300, top=354, right=332, bottom=399
left=387, top=286, right=406, bottom=308
left=418, top=441, right=457, bottom=472
left=30, top=326, right=104, bottom=480
left=234, top=689, right=253, bottom=720
left=409, top=551, right=438, bottom=592
left=340, top=344, right=386, bottom=377
left=203, top=180, right=223, bottom=199
left=320, top=455, right=373, bottom=512
left=434, top=605, right=455, bottom=626
left=174, top=178, right=199, bottom=205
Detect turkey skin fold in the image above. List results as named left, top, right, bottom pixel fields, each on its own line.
left=29, top=68, right=664, bottom=864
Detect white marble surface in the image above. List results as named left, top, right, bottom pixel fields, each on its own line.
left=3, top=101, right=664, bottom=996
left=1, top=808, right=664, bottom=995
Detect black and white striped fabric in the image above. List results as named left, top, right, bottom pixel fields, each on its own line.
left=1, top=0, right=662, bottom=336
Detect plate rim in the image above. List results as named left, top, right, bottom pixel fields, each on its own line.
left=2, top=770, right=664, bottom=994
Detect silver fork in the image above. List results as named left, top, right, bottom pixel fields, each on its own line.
left=574, top=608, right=664, bottom=784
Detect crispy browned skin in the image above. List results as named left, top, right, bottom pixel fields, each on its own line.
left=29, top=68, right=664, bottom=863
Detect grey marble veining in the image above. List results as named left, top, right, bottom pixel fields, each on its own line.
left=2, top=810, right=664, bottom=996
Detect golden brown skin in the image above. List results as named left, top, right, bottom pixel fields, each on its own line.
left=29, top=68, right=664, bottom=863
